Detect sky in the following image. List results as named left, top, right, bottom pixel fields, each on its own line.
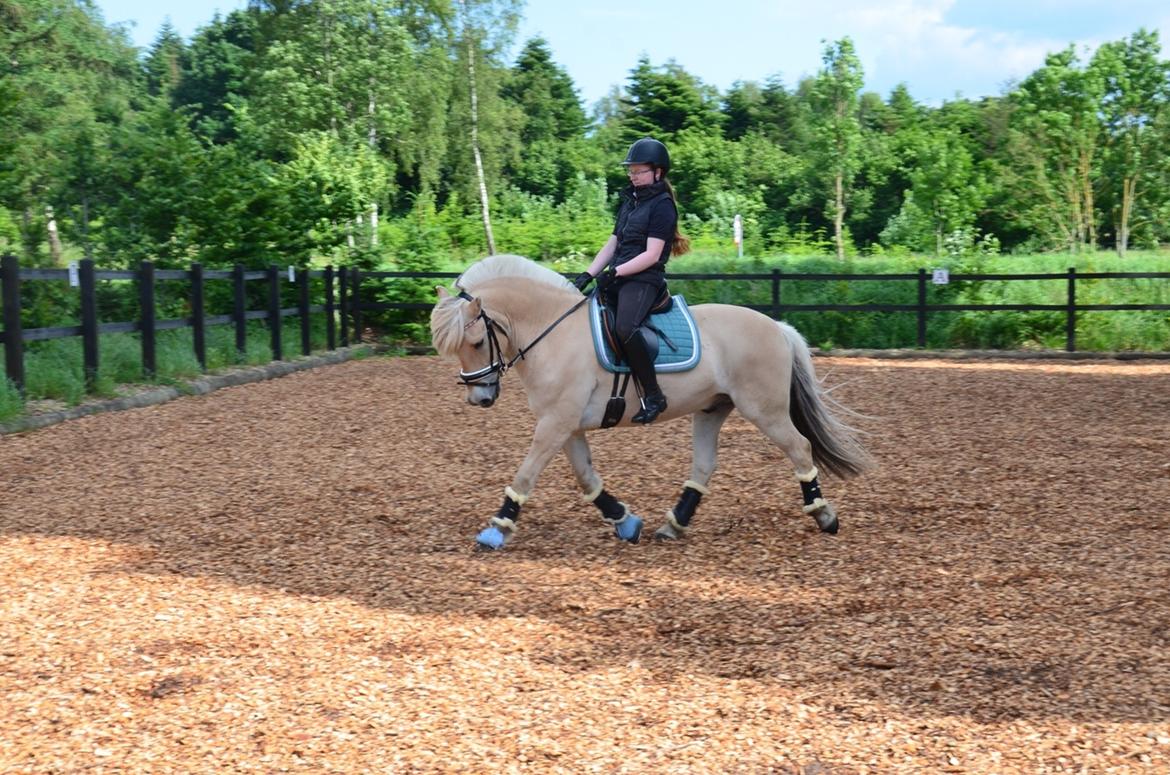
left=94, top=0, right=1170, bottom=109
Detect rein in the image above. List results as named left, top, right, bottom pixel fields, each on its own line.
left=456, top=289, right=590, bottom=386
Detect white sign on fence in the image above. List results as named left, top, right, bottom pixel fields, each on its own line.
left=68, top=262, right=79, bottom=288
left=288, top=265, right=296, bottom=282
left=932, top=268, right=950, bottom=285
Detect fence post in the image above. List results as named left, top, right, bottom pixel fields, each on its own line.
left=1, top=253, right=24, bottom=394
left=191, top=263, right=206, bottom=372
left=324, top=265, right=336, bottom=350
left=771, top=268, right=781, bottom=320
left=298, top=268, right=311, bottom=356
left=339, top=267, right=349, bottom=347
left=232, top=263, right=246, bottom=358
left=79, top=259, right=99, bottom=391
left=1066, top=267, right=1077, bottom=352
left=267, top=264, right=282, bottom=361
left=917, top=268, right=927, bottom=348
left=139, top=261, right=156, bottom=378
left=351, top=267, right=362, bottom=343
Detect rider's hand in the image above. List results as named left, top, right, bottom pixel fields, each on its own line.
left=572, top=272, right=593, bottom=292
left=596, top=266, right=617, bottom=293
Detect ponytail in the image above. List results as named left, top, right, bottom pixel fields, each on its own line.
left=663, top=179, right=691, bottom=257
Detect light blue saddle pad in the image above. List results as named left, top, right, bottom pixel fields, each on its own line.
left=589, top=293, right=701, bottom=374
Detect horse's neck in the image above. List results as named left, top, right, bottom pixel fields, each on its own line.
left=481, top=282, right=573, bottom=351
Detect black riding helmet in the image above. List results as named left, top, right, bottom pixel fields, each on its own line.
left=622, top=137, right=670, bottom=174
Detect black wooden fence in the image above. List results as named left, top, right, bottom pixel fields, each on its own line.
left=0, top=254, right=367, bottom=395
left=3, top=254, right=1169, bottom=396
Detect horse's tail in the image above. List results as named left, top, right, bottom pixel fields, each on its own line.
left=777, top=321, right=872, bottom=479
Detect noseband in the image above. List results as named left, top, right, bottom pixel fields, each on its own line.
left=454, top=288, right=590, bottom=390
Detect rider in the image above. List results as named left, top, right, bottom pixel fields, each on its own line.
left=574, top=137, right=690, bottom=424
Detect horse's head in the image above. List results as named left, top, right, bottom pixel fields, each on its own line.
left=430, top=286, right=509, bottom=408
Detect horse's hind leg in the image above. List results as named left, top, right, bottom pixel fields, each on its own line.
left=737, top=401, right=839, bottom=534
left=655, top=400, right=734, bottom=540
left=563, top=433, right=642, bottom=543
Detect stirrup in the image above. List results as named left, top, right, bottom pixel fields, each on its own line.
left=632, top=393, right=667, bottom=424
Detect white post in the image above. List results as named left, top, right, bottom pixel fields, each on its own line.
left=733, top=213, right=743, bottom=260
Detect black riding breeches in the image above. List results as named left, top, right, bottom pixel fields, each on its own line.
left=607, top=278, right=665, bottom=342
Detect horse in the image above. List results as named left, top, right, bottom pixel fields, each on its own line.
left=429, top=254, right=871, bottom=549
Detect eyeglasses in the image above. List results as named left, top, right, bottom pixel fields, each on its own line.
left=626, top=166, right=654, bottom=178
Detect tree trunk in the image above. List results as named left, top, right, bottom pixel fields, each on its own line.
left=834, top=171, right=845, bottom=261
left=459, top=0, right=496, bottom=255
left=1116, top=175, right=1136, bottom=258
left=45, top=205, right=63, bottom=265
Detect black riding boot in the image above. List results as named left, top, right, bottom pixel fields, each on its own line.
left=623, top=328, right=667, bottom=424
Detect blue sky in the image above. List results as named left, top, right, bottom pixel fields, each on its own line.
left=95, top=0, right=1170, bottom=108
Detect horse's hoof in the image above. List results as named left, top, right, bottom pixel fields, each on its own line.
left=476, top=525, right=510, bottom=550
left=812, top=504, right=839, bottom=535
left=612, top=514, right=643, bottom=543
left=654, top=522, right=685, bottom=540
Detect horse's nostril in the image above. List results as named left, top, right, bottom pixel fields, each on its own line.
left=479, top=398, right=494, bottom=407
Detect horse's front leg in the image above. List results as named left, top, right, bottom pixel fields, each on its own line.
left=476, top=418, right=572, bottom=550
left=563, top=433, right=642, bottom=543
left=655, top=400, right=733, bottom=540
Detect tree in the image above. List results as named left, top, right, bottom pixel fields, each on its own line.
left=808, top=38, right=864, bottom=260
left=1004, top=46, right=1104, bottom=252
left=143, top=21, right=186, bottom=97
left=0, top=0, right=139, bottom=263
left=172, top=10, right=260, bottom=144
left=1092, top=29, right=1170, bottom=256
left=500, top=37, right=589, bottom=200
left=620, top=56, right=723, bottom=143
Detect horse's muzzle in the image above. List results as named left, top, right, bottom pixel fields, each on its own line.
left=467, top=382, right=499, bottom=408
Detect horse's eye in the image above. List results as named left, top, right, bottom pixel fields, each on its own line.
left=473, top=340, right=485, bottom=350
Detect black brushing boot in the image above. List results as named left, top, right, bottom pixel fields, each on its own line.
left=624, top=328, right=667, bottom=424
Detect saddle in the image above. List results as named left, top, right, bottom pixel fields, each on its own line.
left=588, top=290, right=702, bottom=428
left=589, top=291, right=701, bottom=374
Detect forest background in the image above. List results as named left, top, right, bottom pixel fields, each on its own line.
left=2, top=0, right=1169, bottom=385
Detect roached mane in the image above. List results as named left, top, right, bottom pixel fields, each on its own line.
left=430, top=254, right=576, bottom=357
left=455, top=253, right=576, bottom=294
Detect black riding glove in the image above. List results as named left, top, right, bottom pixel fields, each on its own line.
left=596, top=266, right=618, bottom=293
left=573, top=272, right=594, bottom=292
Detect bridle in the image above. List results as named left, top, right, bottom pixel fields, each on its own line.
left=455, top=288, right=590, bottom=390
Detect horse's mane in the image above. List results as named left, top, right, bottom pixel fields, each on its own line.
left=456, top=253, right=577, bottom=294
left=430, top=254, right=577, bottom=357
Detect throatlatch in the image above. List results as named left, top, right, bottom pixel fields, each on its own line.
left=795, top=467, right=827, bottom=513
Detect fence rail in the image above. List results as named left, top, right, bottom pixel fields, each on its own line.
left=3, top=255, right=1168, bottom=396
left=1, top=255, right=361, bottom=394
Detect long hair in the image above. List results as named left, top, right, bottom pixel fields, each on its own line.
left=662, top=177, right=691, bottom=257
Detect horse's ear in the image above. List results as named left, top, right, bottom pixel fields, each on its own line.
left=466, top=296, right=482, bottom=317
left=436, top=286, right=451, bottom=299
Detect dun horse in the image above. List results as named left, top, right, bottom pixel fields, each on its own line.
left=430, top=254, right=870, bottom=549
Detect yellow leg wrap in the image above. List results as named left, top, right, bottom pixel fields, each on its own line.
left=581, top=482, right=603, bottom=503
left=504, top=486, right=528, bottom=506
left=490, top=516, right=517, bottom=531
left=665, top=509, right=688, bottom=533
left=802, top=497, right=828, bottom=514
left=682, top=479, right=710, bottom=496
left=794, top=467, right=820, bottom=483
